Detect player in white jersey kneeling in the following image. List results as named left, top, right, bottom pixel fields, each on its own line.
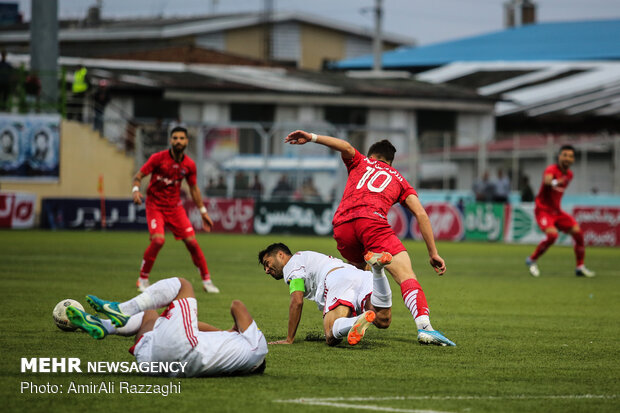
left=65, top=277, right=267, bottom=377
left=258, top=243, right=392, bottom=346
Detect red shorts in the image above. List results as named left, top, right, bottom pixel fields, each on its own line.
left=333, top=217, right=406, bottom=265
left=146, top=204, right=195, bottom=240
left=534, top=208, right=577, bottom=232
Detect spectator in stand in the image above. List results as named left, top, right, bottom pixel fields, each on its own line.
left=249, top=174, right=264, bottom=200
left=24, top=72, right=41, bottom=112
left=519, top=175, right=534, bottom=202
left=93, top=79, right=111, bottom=134
left=472, top=171, right=494, bottom=202
left=493, top=168, right=511, bottom=203
left=0, top=49, right=14, bottom=111
left=233, top=171, right=250, bottom=198
left=271, top=174, right=293, bottom=201
left=300, top=177, right=322, bottom=202
left=69, top=65, right=89, bottom=121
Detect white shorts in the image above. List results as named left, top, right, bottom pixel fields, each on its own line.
left=132, top=298, right=268, bottom=377
left=322, top=267, right=373, bottom=316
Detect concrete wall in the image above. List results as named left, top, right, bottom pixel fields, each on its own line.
left=2, top=120, right=135, bottom=218
left=300, top=25, right=345, bottom=70
left=226, top=26, right=267, bottom=60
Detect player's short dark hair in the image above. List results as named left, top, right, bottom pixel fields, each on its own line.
left=251, top=359, right=266, bottom=375
left=258, top=243, right=292, bottom=265
left=170, top=126, right=188, bottom=137
left=559, top=144, right=575, bottom=155
left=367, top=140, right=396, bottom=164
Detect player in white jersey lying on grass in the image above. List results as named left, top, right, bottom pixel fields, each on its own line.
left=65, top=277, right=268, bottom=377
left=258, top=243, right=393, bottom=346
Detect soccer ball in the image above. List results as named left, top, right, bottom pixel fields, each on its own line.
left=53, top=299, right=85, bottom=331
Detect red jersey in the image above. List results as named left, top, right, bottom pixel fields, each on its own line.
left=140, top=149, right=197, bottom=208
left=535, top=163, right=573, bottom=212
left=332, top=149, right=417, bottom=227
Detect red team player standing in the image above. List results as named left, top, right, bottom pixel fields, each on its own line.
left=286, top=130, right=455, bottom=346
left=526, top=144, right=595, bottom=278
left=132, top=126, right=220, bottom=293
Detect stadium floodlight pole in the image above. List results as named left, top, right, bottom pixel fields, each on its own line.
left=372, top=0, right=383, bottom=73
left=30, top=0, right=59, bottom=113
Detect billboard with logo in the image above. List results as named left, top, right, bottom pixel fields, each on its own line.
left=410, top=202, right=464, bottom=241
left=387, top=202, right=464, bottom=241
left=505, top=203, right=572, bottom=245
left=0, top=191, right=36, bottom=228
left=185, top=198, right=254, bottom=234
left=254, top=202, right=334, bottom=235
left=463, top=203, right=508, bottom=241
left=573, top=206, right=620, bottom=246
left=40, top=198, right=146, bottom=230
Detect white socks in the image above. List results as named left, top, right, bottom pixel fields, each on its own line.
left=101, top=312, right=144, bottom=336
left=119, top=277, right=181, bottom=315
left=415, top=315, right=433, bottom=331
left=332, top=316, right=358, bottom=339
left=370, top=272, right=392, bottom=308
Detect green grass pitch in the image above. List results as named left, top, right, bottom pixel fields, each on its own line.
left=1, top=230, right=619, bottom=412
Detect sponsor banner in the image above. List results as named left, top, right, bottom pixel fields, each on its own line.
left=0, top=114, right=61, bottom=181
left=387, top=204, right=409, bottom=239
left=463, top=202, right=507, bottom=242
left=0, top=192, right=36, bottom=228
left=184, top=198, right=254, bottom=234
left=254, top=201, right=334, bottom=235
left=573, top=206, right=620, bottom=246
left=40, top=198, right=146, bottom=230
left=410, top=202, right=464, bottom=241
left=505, top=203, right=571, bottom=245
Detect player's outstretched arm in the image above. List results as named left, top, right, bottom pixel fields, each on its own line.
left=269, top=290, right=303, bottom=344
left=198, top=321, right=221, bottom=332
left=229, top=300, right=254, bottom=333
left=131, top=171, right=145, bottom=205
left=404, top=195, right=446, bottom=275
left=189, top=184, right=213, bottom=232
left=543, top=172, right=566, bottom=187
left=285, top=130, right=355, bottom=160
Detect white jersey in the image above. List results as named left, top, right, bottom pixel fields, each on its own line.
left=283, top=251, right=360, bottom=311
left=132, top=298, right=267, bottom=377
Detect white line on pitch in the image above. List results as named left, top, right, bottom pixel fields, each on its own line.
left=276, top=394, right=617, bottom=403
left=273, top=399, right=453, bottom=413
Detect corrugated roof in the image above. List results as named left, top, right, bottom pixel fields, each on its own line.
left=417, top=61, right=620, bottom=117
left=334, top=19, right=620, bottom=69
left=0, top=11, right=414, bottom=46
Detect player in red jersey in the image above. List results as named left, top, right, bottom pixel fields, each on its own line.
left=132, top=126, right=220, bottom=293
left=526, top=145, right=595, bottom=278
left=285, top=130, right=455, bottom=346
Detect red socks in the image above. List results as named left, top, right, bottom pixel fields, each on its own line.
left=185, top=238, right=210, bottom=280
left=401, top=278, right=429, bottom=319
left=572, top=231, right=585, bottom=266
left=140, top=237, right=165, bottom=278
left=530, top=232, right=558, bottom=261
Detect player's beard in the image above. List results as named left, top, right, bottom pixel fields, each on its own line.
left=171, top=143, right=186, bottom=156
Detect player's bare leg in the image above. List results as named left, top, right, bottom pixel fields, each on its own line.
left=182, top=236, right=220, bottom=293
left=570, top=225, right=595, bottom=277
left=324, top=305, right=355, bottom=346
left=137, top=234, right=165, bottom=291
left=385, top=251, right=455, bottom=346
